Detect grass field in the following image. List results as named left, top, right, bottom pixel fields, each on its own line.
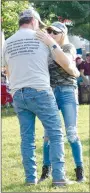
left=1, top=105, right=90, bottom=192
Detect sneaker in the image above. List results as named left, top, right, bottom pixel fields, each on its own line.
left=25, top=182, right=37, bottom=186
left=52, top=179, right=76, bottom=187
left=38, top=165, right=51, bottom=182
left=75, top=166, right=85, bottom=182
left=25, top=179, right=38, bottom=186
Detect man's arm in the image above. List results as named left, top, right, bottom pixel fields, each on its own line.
left=2, top=41, right=10, bottom=79
left=80, top=69, right=89, bottom=84
left=5, top=65, right=9, bottom=79
left=80, top=69, right=84, bottom=77
left=80, top=64, right=87, bottom=79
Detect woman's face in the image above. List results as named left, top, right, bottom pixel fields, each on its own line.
left=47, top=28, right=64, bottom=45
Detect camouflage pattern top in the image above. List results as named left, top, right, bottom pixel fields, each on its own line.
left=49, top=43, right=77, bottom=88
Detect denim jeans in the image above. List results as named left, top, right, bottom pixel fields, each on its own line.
left=77, top=76, right=83, bottom=86
left=13, top=87, right=65, bottom=183
left=44, top=85, right=83, bottom=168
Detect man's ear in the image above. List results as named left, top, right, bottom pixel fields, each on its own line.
left=30, top=18, right=34, bottom=24
left=30, top=18, right=35, bottom=28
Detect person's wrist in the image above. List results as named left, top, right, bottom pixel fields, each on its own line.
left=50, top=44, right=58, bottom=52
left=48, top=40, right=55, bottom=47
left=49, top=43, right=61, bottom=52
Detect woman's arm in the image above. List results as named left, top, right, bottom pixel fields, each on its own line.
left=50, top=46, right=80, bottom=77
left=36, top=30, right=80, bottom=77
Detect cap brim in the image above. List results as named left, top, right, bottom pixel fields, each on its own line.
left=39, top=20, right=46, bottom=26
left=47, top=26, right=62, bottom=32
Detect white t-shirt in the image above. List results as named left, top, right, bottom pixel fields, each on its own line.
left=2, top=28, right=50, bottom=96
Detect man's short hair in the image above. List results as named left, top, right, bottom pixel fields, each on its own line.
left=19, top=17, right=33, bottom=26
left=76, top=56, right=82, bottom=62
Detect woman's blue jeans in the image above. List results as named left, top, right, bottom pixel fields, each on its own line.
left=43, top=86, right=83, bottom=168
left=13, top=87, right=65, bottom=183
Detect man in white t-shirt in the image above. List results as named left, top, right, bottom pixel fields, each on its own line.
left=2, top=8, right=70, bottom=187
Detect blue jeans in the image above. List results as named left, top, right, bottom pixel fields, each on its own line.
left=13, top=87, right=65, bottom=183
left=43, top=85, right=83, bottom=168
left=77, top=76, right=83, bottom=85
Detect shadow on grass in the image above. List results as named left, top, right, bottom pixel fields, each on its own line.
left=81, top=138, right=90, bottom=157
left=2, top=183, right=26, bottom=192
left=83, top=150, right=89, bottom=157
left=1, top=106, right=16, bottom=118
left=2, top=181, right=53, bottom=192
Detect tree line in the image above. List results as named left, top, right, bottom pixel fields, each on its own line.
left=2, top=0, right=90, bottom=40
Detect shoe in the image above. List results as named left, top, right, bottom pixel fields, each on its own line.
left=52, top=179, right=76, bottom=187
left=38, top=165, right=51, bottom=182
left=25, top=182, right=37, bottom=186
left=75, top=166, right=85, bottom=182
left=25, top=179, right=38, bottom=186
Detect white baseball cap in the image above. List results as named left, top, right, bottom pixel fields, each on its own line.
left=19, top=8, right=46, bottom=26
left=47, top=22, right=68, bottom=34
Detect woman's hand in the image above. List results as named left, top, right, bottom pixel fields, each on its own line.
left=36, top=30, right=56, bottom=47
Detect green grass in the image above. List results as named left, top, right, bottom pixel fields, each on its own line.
left=1, top=105, right=90, bottom=192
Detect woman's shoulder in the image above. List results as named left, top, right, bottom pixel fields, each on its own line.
left=61, top=43, right=75, bottom=53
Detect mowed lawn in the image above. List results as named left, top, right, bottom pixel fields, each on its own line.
left=1, top=105, right=90, bottom=192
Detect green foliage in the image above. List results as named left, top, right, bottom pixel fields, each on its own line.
left=2, top=1, right=90, bottom=40
left=32, top=1, right=90, bottom=40
left=70, top=23, right=90, bottom=41
left=2, top=1, right=30, bottom=39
